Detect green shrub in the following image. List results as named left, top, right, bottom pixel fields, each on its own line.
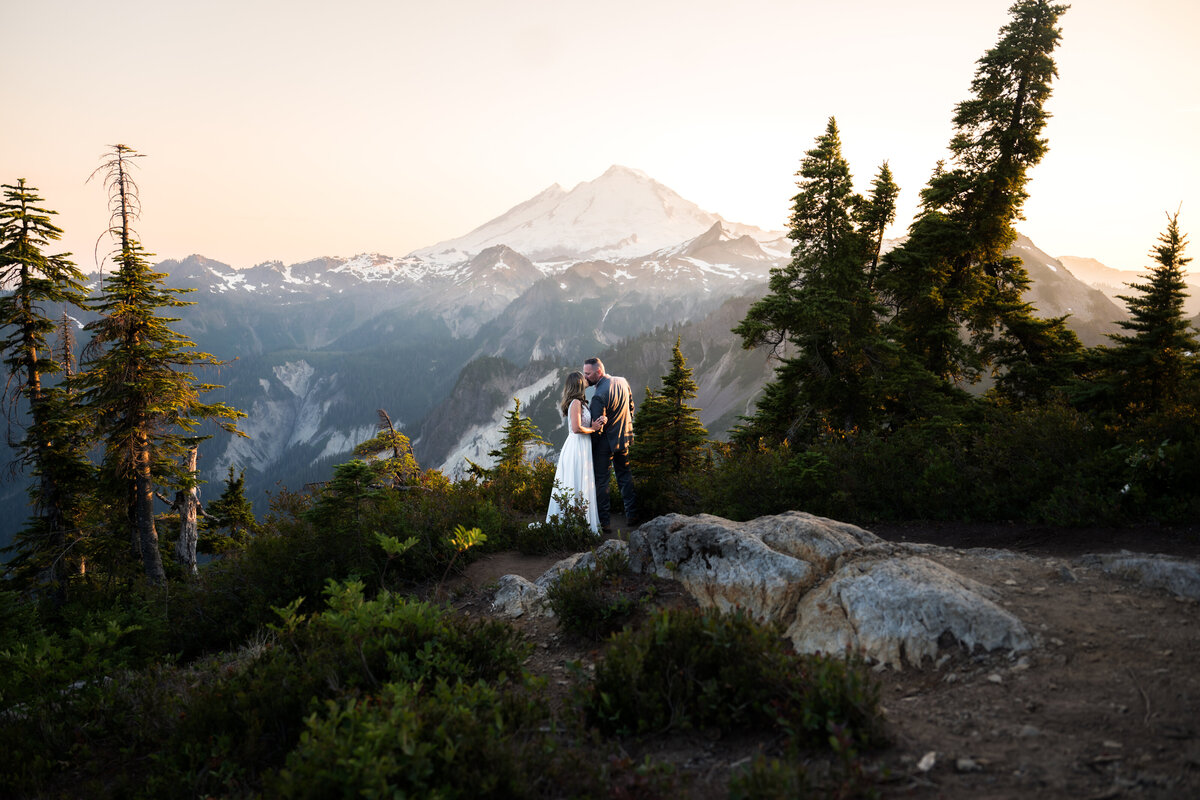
left=0, top=588, right=168, bottom=710
left=769, top=652, right=886, bottom=751
left=517, top=484, right=600, bottom=555
left=691, top=443, right=829, bottom=522
left=545, top=548, right=636, bottom=639
left=728, top=756, right=810, bottom=800
left=0, top=657, right=192, bottom=797
left=582, top=608, right=884, bottom=749
left=269, top=679, right=594, bottom=799
left=167, top=471, right=510, bottom=659
left=172, top=580, right=532, bottom=796
left=484, top=456, right=557, bottom=516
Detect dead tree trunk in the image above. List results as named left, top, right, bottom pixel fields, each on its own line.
left=172, top=445, right=201, bottom=576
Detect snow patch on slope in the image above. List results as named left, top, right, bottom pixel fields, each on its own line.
left=274, top=360, right=316, bottom=398
left=313, top=425, right=377, bottom=465
left=437, top=369, right=560, bottom=476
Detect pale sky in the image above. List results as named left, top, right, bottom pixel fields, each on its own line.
left=3, top=0, right=1198, bottom=273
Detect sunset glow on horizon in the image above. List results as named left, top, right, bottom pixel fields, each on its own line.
left=4, top=0, right=1198, bottom=274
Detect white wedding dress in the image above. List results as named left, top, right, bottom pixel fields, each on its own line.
left=545, top=401, right=601, bottom=533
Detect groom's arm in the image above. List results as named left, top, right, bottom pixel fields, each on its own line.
left=589, top=383, right=606, bottom=430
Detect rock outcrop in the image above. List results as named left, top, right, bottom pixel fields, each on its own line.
left=489, top=539, right=629, bottom=618
left=1078, top=551, right=1200, bottom=600
left=787, top=554, right=1031, bottom=667
left=628, top=512, right=1032, bottom=668
left=492, top=511, right=1037, bottom=668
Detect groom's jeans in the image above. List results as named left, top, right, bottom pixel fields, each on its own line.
left=592, top=440, right=636, bottom=527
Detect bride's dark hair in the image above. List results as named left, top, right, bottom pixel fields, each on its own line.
left=559, top=371, right=587, bottom=418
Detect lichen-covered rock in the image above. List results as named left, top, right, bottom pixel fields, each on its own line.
left=535, top=539, right=628, bottom=590
left=629, top=512, right=1033, bottom=668
left=741, top=510, right=882, bottom=570
left=491, top=574, right=547, bottom=618
left=494, top=512, right=1041, bottom=667
left=629, top=513, right=818, bottom=621
left=491, top=540, right=630, bottom=618
left=787, top=555, right=1033, bottom=668
left=1079, top=552, right=1200, bottom=600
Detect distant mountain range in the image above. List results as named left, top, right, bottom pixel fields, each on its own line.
left=1058, top=255, right=1200, bottom=318
left=0, top=165, right=1160, bottom=549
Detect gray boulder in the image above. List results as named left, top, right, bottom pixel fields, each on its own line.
left=788, top=555, right=1032, bottom=667
left=491, top=539, right=629, bottom=618
left=1078, top=551, right=1200, bottom=600
left=491, top=574, right=547, bottom=618
left=629, top=512, right=1032, bottom=668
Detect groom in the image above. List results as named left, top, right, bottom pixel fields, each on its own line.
left=583, top=357, right=638, bottom=531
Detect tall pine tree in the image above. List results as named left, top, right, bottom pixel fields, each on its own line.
left=1095, top=212, right=1199, bottom=414
left=877, top=0, right=1074, bottom=390
left=200, top=465, right=263, bottom=554
left=77, top=145, right=244, bottom=584
left=0, top=180, right=93, bottom=584
left=631, top=337, right=709, bottom=482
left=734, top=118, right=894, bottom=442
left=859, top=162, right=900, bottom=291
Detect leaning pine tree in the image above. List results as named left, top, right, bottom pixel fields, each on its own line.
left=877, top=0, right=1081, bottom=401
left=77, top=145, right=244, bottom=584
left=0, top=180, right=94, bottom=584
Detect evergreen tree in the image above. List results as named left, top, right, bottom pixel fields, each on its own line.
left=630, top=337, right=709, bottom=484
left=734, top=118, right=893, bottom=441
left=76, top=145, right=245, bottom=584
left=858, top=162, right=900, bottom=290
left=353, top=409, right=421, bottom=487
left=1095, top=212, right=1199, bottom=414
left=877, top=0, right=1071, bottom=387
left=487, top=397, right=548, bottom=469
left=200, top=465, right=263, bottom=554
left=0, top=180, right=93, bottom=583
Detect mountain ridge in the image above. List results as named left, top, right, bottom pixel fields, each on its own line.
left=0, top=166, right=1143, bottom=553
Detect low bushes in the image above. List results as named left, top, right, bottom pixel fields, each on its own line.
left=517, top=484, right=602, bottom=555
left=688, top=401, right=1200, bottom=526
left=544, top=548, right=638, bottom=639
left=0, top=579, right=543, bottom=798
left=270, top=680, right=578, bottom=799
left=582, top=607, right=886, bottom=751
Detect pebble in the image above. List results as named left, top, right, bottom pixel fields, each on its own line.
left=956, top=757, right=983, bottom=772
left=1019, top=724, right=1041, bottom=738
left=987, top=673, right=1003, bottom=684
left=917, top=751, right=937, bottom=772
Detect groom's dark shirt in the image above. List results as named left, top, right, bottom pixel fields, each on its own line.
left=589, top=375, right=634, bottom=454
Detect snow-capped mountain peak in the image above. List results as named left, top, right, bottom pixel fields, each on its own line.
left=412, top=165, right=781, bottom=264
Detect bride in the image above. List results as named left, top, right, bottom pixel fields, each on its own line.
left=545, top=371, right=606, bottom=533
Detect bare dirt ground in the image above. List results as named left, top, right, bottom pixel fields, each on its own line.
left=451, top=520, right=1200, bottom=799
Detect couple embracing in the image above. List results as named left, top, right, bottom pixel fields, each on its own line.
left=544, top=357, right=638, bottom=535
